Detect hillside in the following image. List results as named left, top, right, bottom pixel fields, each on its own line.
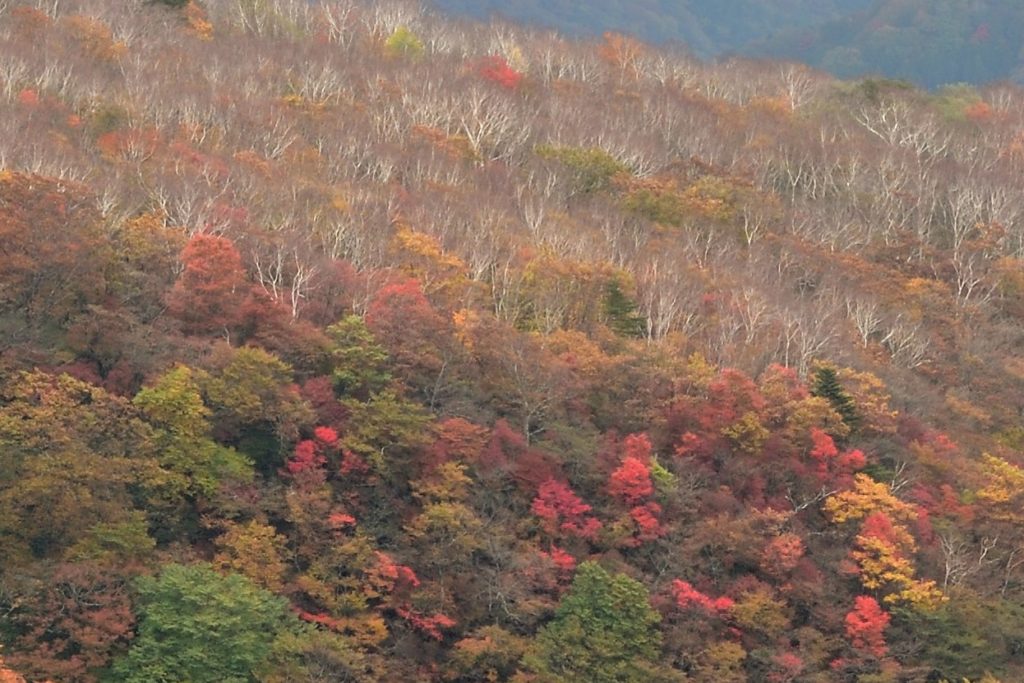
left=433, top=0, right=1024, bottom=86
left=755, top=0, right=1024, bottom=88
left=1, top=1, right=1024, bottom=681
left=432, top=0, right=872, bottom=58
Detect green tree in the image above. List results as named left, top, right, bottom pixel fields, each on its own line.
left=810, top=364, right=859, bottom=432
left=524, top=561, right=674, bottom=682
left=603, top=278, right=646, bottom=338
left=111, top=563, right=298, bottom=683
left=327, top=315, right=391, bottom=399
left=133, top=365, right=253, bottom=498
left=384, top=26, right=424, bottom=58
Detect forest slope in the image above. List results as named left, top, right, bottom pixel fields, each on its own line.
left=0, top=1, right=1023, bottom=681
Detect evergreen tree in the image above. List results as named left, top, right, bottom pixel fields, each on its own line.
left=603, top=279, right=646, bottom=338
left=811, top=364, right=859, bottom=431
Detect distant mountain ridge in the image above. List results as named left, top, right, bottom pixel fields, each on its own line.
left=431, top=0, right=1024, bottom=86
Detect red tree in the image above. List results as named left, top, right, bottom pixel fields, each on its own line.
left=609, top=455, right=654, bottom=505
left=531, top=478, right=602, bottom=540
left=166, top=234, right=250, bottom=335
left=477, top=55, right=523, bottom=89
left=845, top=595, right=890, bottom=658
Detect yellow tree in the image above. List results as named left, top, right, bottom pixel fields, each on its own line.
left=825, top=474, right=943, bottom=608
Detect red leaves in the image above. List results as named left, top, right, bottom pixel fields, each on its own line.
left=809, top=428, right=839, bottom=463
left=476, top=55, right=523, bottom=89
left=327, top=511, right=356, bottom=530
left=313, top=426, right=339, bottom=446
left=395, top=606, right=456, bottom=640
left=540, top=545, right=577, bottom=577
left=808, top=428, right=865, bottom=485
left=609, top=455, right=654, bottom=505
left=845, top=595, right=890, bottom=658
left=629, top=502, right=663, bottom=541
left=531, top=478, right=602, bottom=540
left=369, top=551, right=420, bottom=595
left=671, top=580, right=734, bottom=614
left=284, top=439, right=326, bottom=475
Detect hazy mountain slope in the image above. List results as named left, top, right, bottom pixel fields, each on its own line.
left=754, top=0, right=1024, bottom=87
left=431, top=0, right=871, bottom=57
left=433, top=0, right=1024, bottom=86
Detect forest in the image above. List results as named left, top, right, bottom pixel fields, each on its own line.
left=1, top=0, right=1023, bottom=681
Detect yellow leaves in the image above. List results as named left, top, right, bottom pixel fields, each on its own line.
left=391, top=226, right=468, bottom=296
left=826, top=474, right=947, bottom=610
left=824, top=474, right=916, bottom=525
left=890, top=579, right=945, bottom=610
left=976, top=454, right=1024, bottom=521
left=411, top=462, right=472, bottom=503
left=330, top=191, right=349, bottom=213
left=232, top=150, right=273, bottom=178
left=214, top=521, right=290, bottom=592
left=944, top=390, right=993, bottom=427
left=453, top=308, right=481, bottom=351
left=692, top=641, right=747, bottom=683
left=853, top=535, right=917, bottom=590
left=730, top=587, right=790, bottom=634
left=836, top=368, right=898, bottom=435
left=384, top=26, right=424, bottom=58
left=680, top=352, right=717, bottom=393
left=119, top=212, right=186, bottom=266
left=722, top=411, right=770, bottom=455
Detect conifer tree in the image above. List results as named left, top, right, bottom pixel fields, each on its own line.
left=603, top=279, right=646, bottom=338
left=811, top=364, right=859, bottom=432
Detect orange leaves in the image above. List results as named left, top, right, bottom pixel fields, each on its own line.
left=95, top=127, right=162, bottom=162
left=62, top=15, right=127, bottom=62
left=16, top=89, right=39, bottom=107
left=166, top=233, right=251, bottom=335
left=760, top=534, right=805, bottom=578
left=0, top=655, right=27, bottom=683
left=598, top=32, right=646, bottom=76
left=183, top=1, right=214, bottom=41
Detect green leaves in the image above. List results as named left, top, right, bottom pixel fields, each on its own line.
left=111, top=563, right=299, bottom=683
left=384, top=26, right=424, bottom=58
left=133, top=365, right=253, bottom=497
left=327, top=315, right=391, bottom=398
left=525, top=562, right=666, bottom=682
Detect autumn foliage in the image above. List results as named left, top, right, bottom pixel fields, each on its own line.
left=1, top=1, right=1024, bottom=681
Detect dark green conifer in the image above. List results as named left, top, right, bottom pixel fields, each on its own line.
left=811, top=364, right=859, bottom=431
left=603, top=279, right=646, bottom=338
